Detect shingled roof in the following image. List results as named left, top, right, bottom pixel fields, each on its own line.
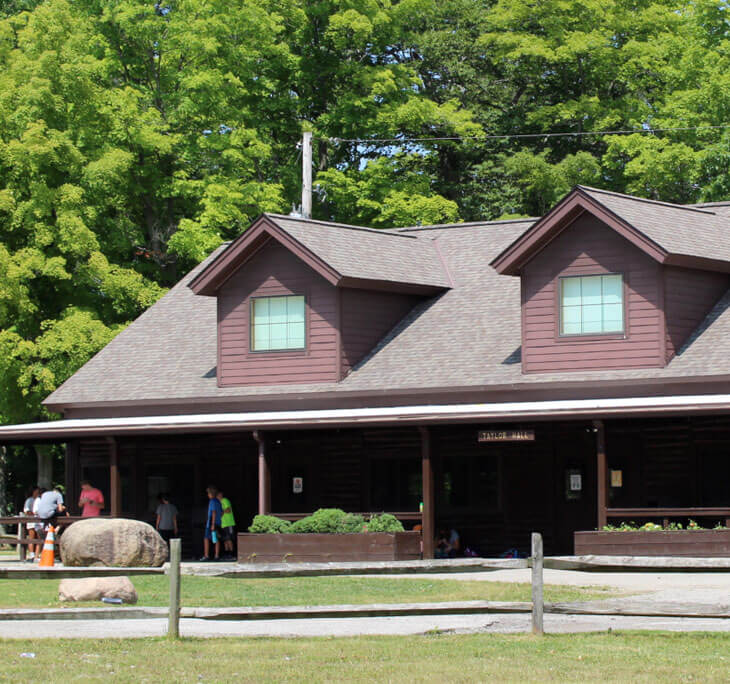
left=492, top=186, right=730, bottom=274
left=43, top=190, right=730, bottom=412
left=578, top=187, right=730, bottom=262
left=190, top=213, right=451, bottom=295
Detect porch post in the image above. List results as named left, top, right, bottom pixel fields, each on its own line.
left=593, top=419, right=607, bottom=530
left=253, top=431, right=270, bottom=515
left=419, top=426, right=435, bottom=559
left=65, top=441, right=80, bottom=515
left=108, top=437, right=121, bottom=518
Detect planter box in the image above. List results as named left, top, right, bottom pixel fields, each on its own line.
left=575, top=530, right=730, bottom=557
left=237, top=532, right=422, bottom=563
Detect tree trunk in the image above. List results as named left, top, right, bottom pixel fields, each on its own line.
left=0, top=446, right=7, bottom=540
left=36, top=445, right=53, bottom=489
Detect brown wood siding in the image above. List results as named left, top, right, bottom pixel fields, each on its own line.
left=521, top=214, right=664, bottom=373
left=664, top=266, right=729, bottom=362
left=217, top=240, right=340, bottom=386
left=340, top=289, right=420, bottom=374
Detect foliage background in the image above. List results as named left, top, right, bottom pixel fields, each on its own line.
left=1, top=0, right=729, bottom=507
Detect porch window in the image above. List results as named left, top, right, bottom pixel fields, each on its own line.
left=251, top=295, right=306, bottom=351
left=560, top=274, right=624, bottom=335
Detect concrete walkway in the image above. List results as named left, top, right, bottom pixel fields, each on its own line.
left=3, top=613, right=730, bottom=638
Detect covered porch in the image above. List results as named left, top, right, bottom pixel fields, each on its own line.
left=3, top=396, right=730, bottom=559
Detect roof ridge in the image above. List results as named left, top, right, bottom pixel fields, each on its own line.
left=265, top=213, right=421, bottom=240
left=577, top=185, right=717, bottom=216
left=395, top=217, right=539, bottom=232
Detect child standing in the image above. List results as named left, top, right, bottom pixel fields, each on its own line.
left=155, top=493, right=178, bottom=545
left=216, top=490, right=236, bottom=561
left=200, top=486, right=222, bottom=562
left=23, top=486, right=40, bottom=562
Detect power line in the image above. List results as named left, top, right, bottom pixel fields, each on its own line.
left=327, top=123, right=730, bottom=145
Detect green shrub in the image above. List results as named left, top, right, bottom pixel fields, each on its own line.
left=250, top=509, right=399, bottom=534
left=366, top=513, right=405, bottom=533
left=338, top=513, right=365, bottom=533
left=248, top=514, right=292, bottom=534
left=290, top=508, right=349, bottom=533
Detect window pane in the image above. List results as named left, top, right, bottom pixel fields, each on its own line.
left=288, top=322, right=305, bottom=348
left=269, top=297, right=288, bottom=323
left=268, top=322, right=288, bottom=349
left=252, top=324, right=269, bottom=351
left=562, top=306, right=582, bottom=324
left=602, top=275, right=622, bottom=304
left=581, top=276, right=602, bottom=305
left=602, top=303, right=623, bottom=331
left=252, top=298, right=269, bottom=324
left=287, top=296, right=305, bottom=322
left=562, top=278, right=582, bottom=306
left=582, top=304, right=602, bottom=333
left=251, top=295, right=306, bottom=351
left=560, top=275, right=624, bottom=335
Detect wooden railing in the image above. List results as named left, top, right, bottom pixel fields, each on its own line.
left=606, top=508, right=730, bottom=529
left=0, top=515, right=84, bottom=561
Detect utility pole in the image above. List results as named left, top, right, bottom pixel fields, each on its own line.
left=302, top=131, right=312, bottom=219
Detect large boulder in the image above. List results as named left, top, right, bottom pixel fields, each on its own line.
left=59, top=518, right=168, bottom=567
left=59, top=576, right=138, bottom=603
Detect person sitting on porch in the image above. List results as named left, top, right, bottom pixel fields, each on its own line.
left=78, top=480, right=104, bottom=517
left=200, top=486, right=222, bottom=562
left=216, top=489, right=236, bottom=561
left=36, top=487, right=67, bottom=530
left=434, top=528, right=461, bottom=558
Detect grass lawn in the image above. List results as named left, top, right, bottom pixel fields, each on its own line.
left=3, top=632, right=729, bottom=682
left=0, top=575, right=614, bottom=608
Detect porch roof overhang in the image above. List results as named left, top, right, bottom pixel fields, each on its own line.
left=5, top=394, right=730, bottom=443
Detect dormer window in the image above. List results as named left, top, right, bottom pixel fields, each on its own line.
left=560, top=274, right=624, bottom=336
left=251, top=295, right=306, bottom=351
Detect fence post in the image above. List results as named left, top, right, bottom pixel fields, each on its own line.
left=531, top=532, right=544, bottom=635
left=17, top=522, right=26, bottom=562
left=168, top=538, right=181, bottom=639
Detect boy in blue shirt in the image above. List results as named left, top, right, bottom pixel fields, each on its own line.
left=200, top=486, right=222, bottom=561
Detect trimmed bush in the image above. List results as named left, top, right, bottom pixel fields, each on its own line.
left=338, top=513, right=366, bottom=533
left=247, top=509, right=402, bottom=534
left=248, top=514, right=292, bottom=534
left=366, top=513, right=405, bottom=533
left=290, top=508, right=348, bottom=534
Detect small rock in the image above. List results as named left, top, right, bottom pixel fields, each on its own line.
left=59, top=576, right=138, bottom=604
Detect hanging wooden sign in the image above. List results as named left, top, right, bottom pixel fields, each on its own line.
left=478, top=429, right=535, bottom=442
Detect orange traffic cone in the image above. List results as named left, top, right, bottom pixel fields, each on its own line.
left=39, top=526, right=56, bottom=567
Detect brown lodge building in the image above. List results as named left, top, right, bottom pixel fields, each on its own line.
left=3, top=185, right=730, bottom=557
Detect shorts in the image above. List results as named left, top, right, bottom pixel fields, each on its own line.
left=39, top=515, right=58, bottom=531
left=222, top=526, right=235, bottom=542
left=159, top=529, right=175, bottom=543
left=204, top=525, right=222, bottom=541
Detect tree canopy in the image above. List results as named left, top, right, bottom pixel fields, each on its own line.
left=1, top=0, right=729, bottom=434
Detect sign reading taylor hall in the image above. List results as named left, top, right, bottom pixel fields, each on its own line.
left=478, top=429, right=536, bottom=442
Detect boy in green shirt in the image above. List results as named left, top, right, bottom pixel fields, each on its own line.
left=217, top=490, right=236, bottom=561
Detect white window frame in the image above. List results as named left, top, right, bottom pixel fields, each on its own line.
left=559, top=274, right=625, bottom=337
left=249, top=294, right=307, bottom=352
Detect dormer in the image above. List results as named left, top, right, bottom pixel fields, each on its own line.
left=189, top=214, right=451, bottom=386
left=491, top=187, right=730, bottom=373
